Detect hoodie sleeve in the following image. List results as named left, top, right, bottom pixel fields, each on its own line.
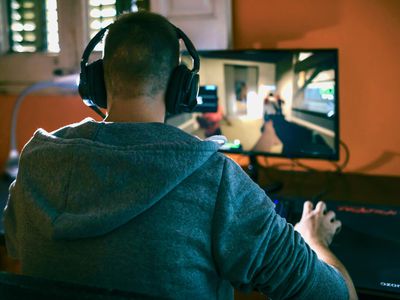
left=3, top=181, right=19, bottom=259
left=211, top=157, right=348, bottom=299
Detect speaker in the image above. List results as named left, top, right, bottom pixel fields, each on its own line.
left=78, top=21, right=200, bottom=117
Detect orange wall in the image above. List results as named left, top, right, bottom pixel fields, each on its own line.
left=233, top=0, right=400, bottom=176
left=1, top=0, right=399, bottom=177
left=0, top=94, right=101, bottom=172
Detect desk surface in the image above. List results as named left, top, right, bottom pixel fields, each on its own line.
left=258, top=168, right=400, bottom=206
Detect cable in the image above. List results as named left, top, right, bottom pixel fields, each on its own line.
left=261, top=156, right=297, bottom=170
left=291, top=140, right=351, bottom=173
left=262, top=156, right=269, bottom=167
left=291, top=159, right=320, bottom=172
left=333, top=140, right=350, bottom=173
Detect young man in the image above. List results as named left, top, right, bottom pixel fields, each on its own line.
left=4, top=12, right=357, bottom=299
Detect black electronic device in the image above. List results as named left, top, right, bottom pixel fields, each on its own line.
left=78, top=20, right=200, bottom=118
left=193, top=85, right=218, bottom=113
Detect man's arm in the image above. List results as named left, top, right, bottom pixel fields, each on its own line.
left=295, top=201, right=358, bottom=300
left=212, top=157, right=351, bottom=299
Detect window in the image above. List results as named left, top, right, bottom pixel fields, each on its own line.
left=6, top=0, right=60, bottom=53
left=88, top=0, right=117, bottom=41
left=88, top=0, right=150, bottom=50
left=4, top=0, right=149, bottom=53
left=0, top=0, right=151, bottom=93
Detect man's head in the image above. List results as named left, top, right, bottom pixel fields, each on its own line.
left=103, top=12, right=179, bottom=105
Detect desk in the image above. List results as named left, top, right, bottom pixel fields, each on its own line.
left=1, top=171, right=399, bottom=299
left=258, top=168, right=400, bottom=205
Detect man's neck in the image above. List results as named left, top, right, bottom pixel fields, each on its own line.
left=104, top=95, right=165, bottom=123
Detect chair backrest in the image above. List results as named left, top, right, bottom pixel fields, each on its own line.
left=0, top=271, right=156, bottom=300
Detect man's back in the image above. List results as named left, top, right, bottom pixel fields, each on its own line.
left=4, top=119, right=349, bottom=299
left=5, top=119, right=226, bottom=297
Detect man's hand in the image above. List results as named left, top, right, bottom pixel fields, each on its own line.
left=294, top=201, right=358, bottom=300
left=294, top=201, right=342, bottom=247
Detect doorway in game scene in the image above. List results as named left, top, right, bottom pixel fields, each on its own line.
left=224, top=64, right=258, bottom=117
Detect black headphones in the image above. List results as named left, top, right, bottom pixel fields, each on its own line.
left=78, top=23, right=200, bottom=118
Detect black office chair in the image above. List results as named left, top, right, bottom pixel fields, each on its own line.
left=0, top=271, right=160, bottom=300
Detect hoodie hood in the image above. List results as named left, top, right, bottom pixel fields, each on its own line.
left=14, top=118, right=221, bottom=240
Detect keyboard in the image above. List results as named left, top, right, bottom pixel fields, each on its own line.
left=270, top=195, right=306, bottom=224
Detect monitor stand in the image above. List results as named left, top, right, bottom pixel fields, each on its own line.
left=247, top=154, right=283, bottom=194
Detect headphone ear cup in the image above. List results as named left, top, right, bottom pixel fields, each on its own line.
left=85, top=60, right=107, bottom=109
left=166, top=65, right=199, bottom=114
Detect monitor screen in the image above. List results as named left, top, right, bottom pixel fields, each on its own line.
left=167, top=49, right=339, bottom=160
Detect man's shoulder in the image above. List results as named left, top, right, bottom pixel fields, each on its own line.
left=49, top=118, right=98, bottom=139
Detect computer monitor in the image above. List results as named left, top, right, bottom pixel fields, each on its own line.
left=167, top=49, right=339, bottom=160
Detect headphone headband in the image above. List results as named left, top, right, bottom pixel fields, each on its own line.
left=174, top=26, right=199, bottom=73
left=80, top=25, right=110, bottom=70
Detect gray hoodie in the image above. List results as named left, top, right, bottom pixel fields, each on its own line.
left=4, top=118, right=348, bottom=299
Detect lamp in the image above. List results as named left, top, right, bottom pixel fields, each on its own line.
left=4, top=74, right=79, bottom=180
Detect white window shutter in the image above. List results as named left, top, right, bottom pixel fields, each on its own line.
left=151, top=0, right=232, bottom=50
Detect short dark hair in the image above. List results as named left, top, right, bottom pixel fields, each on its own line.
left=103, top=12, right=179, bottom=100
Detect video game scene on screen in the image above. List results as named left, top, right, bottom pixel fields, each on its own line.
left=166, top=50, right=338, bottom=159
